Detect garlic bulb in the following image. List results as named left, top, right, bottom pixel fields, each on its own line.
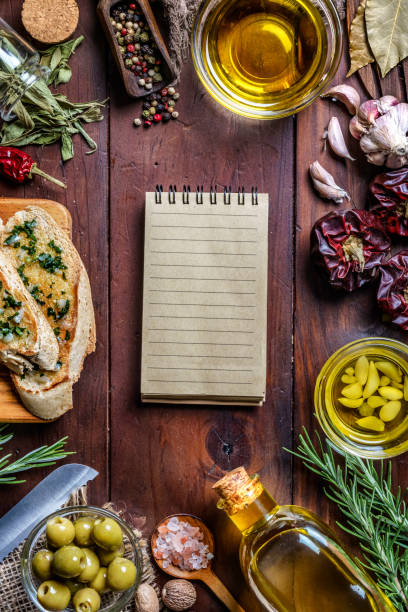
left=350, top=95, right=408, bottom=168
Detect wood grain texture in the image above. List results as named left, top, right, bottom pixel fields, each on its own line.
left=0, top=198, right=72, bottom=424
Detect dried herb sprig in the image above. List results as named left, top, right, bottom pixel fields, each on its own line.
left=0, top=424, right=74, bottom=485
left=286, top=429, right=408, bottom=611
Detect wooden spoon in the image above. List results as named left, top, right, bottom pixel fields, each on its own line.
left=151, top=514, right=246, bottom=612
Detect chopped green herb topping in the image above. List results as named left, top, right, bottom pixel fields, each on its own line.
left=65, top=330, right=70, bottom=341
left=3, top=292, right=22, bottom=309
left=36, top=252, right=67, bottom=274
left=47, top=299, right=70, bottom=321
left=53, top=327, right=60, bottom=337
left=17, top=264, right=29, bottom=286
left=30, top=285, right=45, bottom=306
left=48, top=240, right=62, bottom=254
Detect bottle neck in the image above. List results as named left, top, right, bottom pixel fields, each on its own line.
left=225, top=486, right=278, bottom=533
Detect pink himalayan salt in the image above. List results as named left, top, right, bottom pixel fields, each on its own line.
left=153, top=516, right=214, bottom=571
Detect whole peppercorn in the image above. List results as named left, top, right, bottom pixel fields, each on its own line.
left=140, top=32, right=149, bottom=42
left=145, top=83, right=153, bottom=90
left=119, top=46, right=125, bottom=55
left=144, top=120, right=152, bottom=127
left=145, top=77, right=152, bottom=84
left=119, top=12, right=126, bottom=19
left=142, top=110, right=150, bottom=118
left=130, top=3, right=136, bottom=8
left=125, top=33, right=133, bottom=42
left=151, top=100, right=158, bottom=107
left=132, top=56, right=139, bottom=64
left=172, top=92, right=180, bottom=100
left=117, top=36, right=124, bottom=44
left=125, top=20, right=133, bottom=28
left=149, top=106, right=156, bottom=114
left=133, top=118, right=142, bottom=127
left=171, top=111, right=179, bottom=119
left=125, top=58, right=133, bottom=67
left=127, top=44, right=135, bottom=52
left=121, top=28, right=127, bottom=35
left=156, top=103, right=164, bottom=112
left=138, top=78, right=146, bottom=86
left=116, top=22, right=122, bottom=31
left=168, top=86, right=176, bottom=96
left=152, top=73, right=163, bottom=82
left=168, top=99, right=175, bottom=107
left=162, top=112, right=171, bottom=122
left=143, top=101, right=151, bottom=110
left=153, top=114, right=162, bottom=123
left=160, top=87, right=168, bottom=96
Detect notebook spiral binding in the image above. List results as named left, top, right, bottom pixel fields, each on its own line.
left=154, top=184, right=259, bottom=205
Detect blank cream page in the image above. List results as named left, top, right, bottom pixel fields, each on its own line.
left=141, top=190, right=268, bottom=405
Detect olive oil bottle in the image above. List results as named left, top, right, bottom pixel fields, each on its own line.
left=200, top=0, right=328, bottom=114
left=214, top=467, right=396, bottom=611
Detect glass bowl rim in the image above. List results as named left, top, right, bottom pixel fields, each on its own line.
left=315, top=336, right=408, bottom=459
left=191, top=0, right=343, bottom=120
left=20, top=505, right=142, bottom=612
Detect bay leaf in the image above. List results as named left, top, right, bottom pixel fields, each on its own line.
left=50, top=46, right=62, bottom=72
left=54, top=66, right=72, bottom=85
left=365, top=0, right=408, bottom=77
left=347, top=0, right=374, bottom=77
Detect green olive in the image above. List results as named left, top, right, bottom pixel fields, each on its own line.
left=46, top=516, right=75, bottom=548
left=77, top=548, right=100, bottom=583
left=92, top=517, right=123, bottom=551
left=96, top=543, right=124, bottom=565
left=37, top=580, right=71, bottom=611
left=65, top=579, right=82, bottom=595
left=89, top=567, right=109, bottom=593
left=73, top=587, right=101, bottom=612
left=52, top=545, right=86, bottom=578
left=107, top=557, right=137, bottom=591
left=32, top=549, right=54, bottom=580
left=74, top=517, right=95, bottom=547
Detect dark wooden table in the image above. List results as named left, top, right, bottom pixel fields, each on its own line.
left=1, top=1, right=408, bottom=610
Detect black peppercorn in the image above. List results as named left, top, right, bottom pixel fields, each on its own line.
left=162, top=112, right=171, bottom=122
left=143, top=101, right=151, bottom=110
left=156, top=103, right=164, bottom=112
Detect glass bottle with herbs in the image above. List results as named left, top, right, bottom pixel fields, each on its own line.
left=213, top=467, right=396, bottom=611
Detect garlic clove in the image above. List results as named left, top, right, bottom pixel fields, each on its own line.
left=358, top=100, right=380, bottom=125
left=349, top=116, right=367, bottom=140
left=309, top=161, right=350, bottom=204
left=309, top=160, right=337, bottom=186
left=366, top=151, right=387, bottom=165
left=377, top=95, right=399, bottom=115
left=327, top=117, right=356, bottom=161
left=322, top=84, right=360, bottom=115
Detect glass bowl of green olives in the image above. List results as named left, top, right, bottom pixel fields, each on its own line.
left=21, top=506, right=143, bottom=612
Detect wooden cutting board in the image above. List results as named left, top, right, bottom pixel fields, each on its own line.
left=0, top=198, right=72, bottom=424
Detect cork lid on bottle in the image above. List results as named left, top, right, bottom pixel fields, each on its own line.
left=213, top=466, right=263, bottom=515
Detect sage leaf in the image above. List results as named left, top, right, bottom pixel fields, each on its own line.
left=50, top=46, right=62, bottom=72
left=365, top=0, right=408, bottom=77
left=55, top=66, right=72, bottom=85
left=347, top=0, right=374, bottom=77
left=61, top=132, right=74, bottom=161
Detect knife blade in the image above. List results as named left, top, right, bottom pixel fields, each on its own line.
left=0, top=463, right=98, bottom=561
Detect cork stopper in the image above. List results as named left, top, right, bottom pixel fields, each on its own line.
left=213, top=467, right=263, bottom=515
left=22, top=0, right=79, bottom=45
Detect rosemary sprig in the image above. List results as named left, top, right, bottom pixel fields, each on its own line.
left=0, top=425, right=74, bottom=485
left=286, top=429, right=408, bottom=611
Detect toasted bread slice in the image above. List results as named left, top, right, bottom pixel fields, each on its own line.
left=0, top=250, right=59, bottom=374
left=1, top=206, right=96, bottom=419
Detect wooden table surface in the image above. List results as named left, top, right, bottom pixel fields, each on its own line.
left=2, top=1, right=408, bottom=610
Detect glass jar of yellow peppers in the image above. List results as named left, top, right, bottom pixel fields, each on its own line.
left=315, top=337, right=408, bottom=458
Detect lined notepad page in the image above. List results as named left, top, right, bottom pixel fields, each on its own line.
left=141, top=191, right=268, bottom=406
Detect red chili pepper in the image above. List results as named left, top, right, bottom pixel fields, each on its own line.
left=311, top=209, right=391, bottom=292
left=369, top=167, right=408, bottom=236
left=377, top=251, right=408, bottom=329
left=0, top=147, right=66, bottom=189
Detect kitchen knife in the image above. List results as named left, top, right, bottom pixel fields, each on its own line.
left=0, top=463, right=98, bottom=561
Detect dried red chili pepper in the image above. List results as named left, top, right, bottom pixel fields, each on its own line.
left=0, top=147, right=66, bottom=189
left=311, top=209, right=391, bottom=292
left=369, top=167, right=408, bottom=236
left=377, top=251, right=408, bottom=330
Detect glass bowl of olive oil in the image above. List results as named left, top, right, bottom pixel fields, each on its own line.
left=191, top=0, right=342, bottom=119
left=315, top=338, right=408, bottom=459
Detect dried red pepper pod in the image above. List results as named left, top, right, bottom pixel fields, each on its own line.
left=369, top=167, right=408, bottom=236
left=311, top=209, right=391, bottom=292
left=377, top=251, right=408, bottom=330
left=0, top=146, right=66, bottom=189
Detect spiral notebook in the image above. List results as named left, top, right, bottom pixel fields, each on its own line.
left=141, top=187, right=268, bottom=406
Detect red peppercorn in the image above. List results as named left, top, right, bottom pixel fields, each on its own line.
left=161, top=87, right=168, bottom=96
left=153, top=114, right=162, bottom=123
left=144, top=120, right=152, bottom=127
left=164, top=103, right=169, bottom=110
left=130, top=3, right=136, bottom=8
left=155, top=59, right=161, bottom=65
left=121, top=28, right=127, bottom=35
left=142, top=67, right=147, bottom=73
left=136, top=61, right=141, bottom=65
left=127, top=44, right=135, bottom=52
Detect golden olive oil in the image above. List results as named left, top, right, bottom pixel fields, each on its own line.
left=326, top=349, right=408, bottom=451
left=201, top=0, right=328, bottom=112
left=214, top=468, right=395, bottom=612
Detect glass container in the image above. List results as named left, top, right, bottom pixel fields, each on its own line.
left=0, top=18, right=49, bottom=121
left=21, top=506, right=143, bottom=612
left=191, top=0, right=342, bottom=119
left=315, top=337, right=408, bottom=459
left=214, top=467, right=396, bottom=612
